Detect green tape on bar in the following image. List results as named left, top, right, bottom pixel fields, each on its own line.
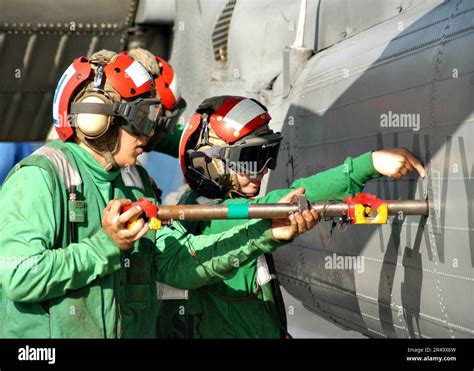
left=227, top=204, right=249, bottom=219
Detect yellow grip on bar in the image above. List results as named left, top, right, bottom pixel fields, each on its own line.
left=353, top=203, right=388, bottom=224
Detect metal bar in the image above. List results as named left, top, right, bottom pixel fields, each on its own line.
left=157, top=199, right=429, bottom=221
left=386, top=200, right=429, bottom=216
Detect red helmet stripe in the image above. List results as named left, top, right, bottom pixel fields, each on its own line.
left=53, top=57, right=92, bottom=141
left=168, top=74, right=179, bottom=103
left=155, top=55, right=180, bottom=110
left=179, top=113, right=202, bottom=180
left=224, top=98, right=267, bottom=131
left=214, top=96, right=244, bottom=118
left=53, top=64, right=77, bottom=127
left=237, top=112, right=271, bottom=138
left=210, top=97, right=270, bottom=143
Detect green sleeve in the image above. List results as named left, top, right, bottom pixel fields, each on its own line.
left=169, top=152, right=380, bottom=257
left=254, top=151, right=381, bottom=204
left=154, top=218, right=281, bottom=289
left=0, top=166, right=122, bottom=303
left=152, top=123, right=185, bottom=158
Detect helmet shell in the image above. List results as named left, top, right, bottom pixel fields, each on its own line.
left=53, top=53, right=154, bottom=141
left=209, top=96, right=271, bottom=144
left=178, top=96, right=273, bottom=194
left=154, top=55, right=181, bottom=110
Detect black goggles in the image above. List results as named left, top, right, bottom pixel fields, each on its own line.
left=71, top=98, right=163, bottom=137
left=217, top=132, right=283, bottom=174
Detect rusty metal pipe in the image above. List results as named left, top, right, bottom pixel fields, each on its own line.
left=157, top=199, right=429, bottom=221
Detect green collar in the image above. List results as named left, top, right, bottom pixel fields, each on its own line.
left=62, top=141, right=121, bottom=183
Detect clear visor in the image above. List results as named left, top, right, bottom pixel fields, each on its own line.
left=120, top=98, right=163, bottom=137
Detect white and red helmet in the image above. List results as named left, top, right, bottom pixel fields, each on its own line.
left=179, top=96, right=282, bottom=198
left=52, top=53, right=155, bottom=141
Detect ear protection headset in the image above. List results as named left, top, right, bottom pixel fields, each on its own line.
left=74, top=64, right=116, bottom=139
left=179, top=96, right=276, bottom=199
left=75, top=94, right=114, bottom=138
left=184, top=112, right=230, bottom=198
left=53, top=53, right=156, bottom=142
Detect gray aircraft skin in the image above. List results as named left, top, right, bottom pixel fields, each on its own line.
left=1, top=0, right=473, bottom=338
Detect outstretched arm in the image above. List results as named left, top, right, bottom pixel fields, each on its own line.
left=252, top=148, right=425, bottom=204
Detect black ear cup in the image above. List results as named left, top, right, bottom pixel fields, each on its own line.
left=186, top=150, right=227, bottom=198
left=186, top=166, right=227, bottom=199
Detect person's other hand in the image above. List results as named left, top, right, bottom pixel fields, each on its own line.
left=372, top=148, right=425, bottom=180
left=102, top=199, right=150, bottom=251
left=271, top=188, right=319, bottom=241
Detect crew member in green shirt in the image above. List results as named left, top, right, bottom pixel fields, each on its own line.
left=126, top=48, right=185, bottom=159
left=0, top=53, right=318, bottom=338
left=156, top=95, right=425, bottom=338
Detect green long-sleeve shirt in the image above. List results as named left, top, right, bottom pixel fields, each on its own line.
left=156, top=151, right=381, bottom=338
left=0, top=139, right=280, bottom=338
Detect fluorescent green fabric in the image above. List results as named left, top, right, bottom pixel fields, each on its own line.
left=0, top=139, right=281, bottom=338
left=156, top=151, right=381, bottom=338
left=152, top=123, right=184, bottom=158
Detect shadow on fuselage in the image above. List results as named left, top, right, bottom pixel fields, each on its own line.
left=269, top=1, right=474, bottom=337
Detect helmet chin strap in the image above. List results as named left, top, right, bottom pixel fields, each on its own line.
left=225, top=171, right=247, bottom=199
left=227, top=185, right=260, bottom=199
left=227, top=189, right=249, bottom=199
left=76, top=125, right=120, bottom=171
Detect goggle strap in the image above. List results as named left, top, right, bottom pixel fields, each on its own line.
left=256, top=157, right=274, bottom=173
left=197, top=146, right=223, bottom=159
left=70, top=102, right=115, bottom=116
left=198, top=144, right=277, bottom=163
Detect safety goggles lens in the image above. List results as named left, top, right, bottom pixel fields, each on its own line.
left=148, top=104, right=163, bottom=123
left=122, top=100, right=163, bottom=137
left=135, top=104, right=163, bottom=135
left=238, top=143, right=280, bottom=171
left=225, top=139, right=280, bottom=175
